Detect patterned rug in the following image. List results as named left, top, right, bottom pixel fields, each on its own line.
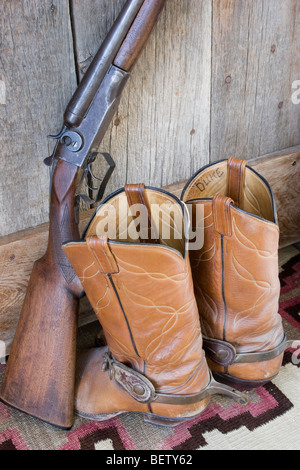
left=0, top=246, right=299, bottom=451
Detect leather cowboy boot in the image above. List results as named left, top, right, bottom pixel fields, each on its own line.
left=181, top=158, right=296, bottom=391
left=63, top=184, right=247, bottom=426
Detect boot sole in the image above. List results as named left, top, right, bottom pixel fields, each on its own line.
left=76, top=409, right=206, bottom=428
left=213, top=372, right=278, bottom=391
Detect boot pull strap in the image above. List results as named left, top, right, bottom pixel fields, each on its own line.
left=213, top=195, right=234, bottom=237
left=227, top=158, right=247, bottom=209
left=86, top=236, right=119, bottom=274
left=125, top=183, right=148, bottom=208
left=124, top=184, right=153, bottom=243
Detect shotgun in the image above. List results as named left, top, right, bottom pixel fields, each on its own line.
left=0, top=0, right=167, bottom=429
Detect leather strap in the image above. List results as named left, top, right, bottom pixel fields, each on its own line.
left=227, top=158, right=247, bottom=209
left=125, top=183, right=149, bottom=209
left=102, top=351, right=248, bottom=406
left=124, top=184, right=153, bottom=243
left=86, top=236, right=119, bottom=274
left=102, top=352, right=156, bottom=404
left=213, top=195, right=234, bottom=237
left=203, top=337, right=236, bottom=367
left=203, top=336, right=300, bottom=367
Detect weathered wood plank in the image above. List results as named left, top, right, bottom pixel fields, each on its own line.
left=0, top=0, right=77, bottom=237
left=0, top=215, right=96, bottom=360
left=70, top=0, right=212, bottom=196
left=0, top=146, right=299, bottom=360
left=211, top=0, right=300, bottom=162
left=0, top=227, right=48, bottom=360
left=250, top=147, right=300, bottom=248
left=1, top=0, right=300, bottom=243
left=70, top=0, right=126, bottom=80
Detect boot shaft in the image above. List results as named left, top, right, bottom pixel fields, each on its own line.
left=181, top=159, right=285, bottom=368
left=182, top=158, right=277, bottom=221
left=64, top=185, right=209, bottom=394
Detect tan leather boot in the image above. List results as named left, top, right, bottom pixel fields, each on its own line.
left=63, top=184, right=247, bottom=426
left=181, top=158, right=297, bottom=390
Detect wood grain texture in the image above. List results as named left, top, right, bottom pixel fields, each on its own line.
left=210, top=0, right=300, bottom=162
left=0, top=146, right=299, bottom=360
left=113, top=0, right=168, bottom=72
left=0, top=218, right=95, bottom=361
left=71, top=0, right=212, bottom=198
left=70, top=0, right=126, bottom=80
left=0, top=236, right=95, bottom=351
left=2, top=0, right=300, bottom=238
left=0, top=0, right=77, bottom=237
left=0, top=226, right=48, bottom=359
left=250, top=147, right=300, bottom=248
left=0, top=158, right=85, bottom=428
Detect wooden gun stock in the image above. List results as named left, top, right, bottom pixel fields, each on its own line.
left=0, top=160, right=83, bottom=429
left=0, top=0, right=167, bottom=429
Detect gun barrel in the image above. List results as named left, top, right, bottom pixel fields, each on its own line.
left=64, top=0, right=144, bottom=127
left=114, top=0, right=167, bottom=72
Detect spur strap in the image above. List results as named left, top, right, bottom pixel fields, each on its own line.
left=102, top=352, right=248, bottom=406
left=203, top=336, right=300, bottom=368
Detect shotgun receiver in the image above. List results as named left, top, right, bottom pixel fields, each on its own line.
left=0, top=0, right=167, bottom=429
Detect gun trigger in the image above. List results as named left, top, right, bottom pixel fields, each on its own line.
left=45, top=126, right=68, bottom=167
left=44, top=155, right=54, bottom=167
left=44, top=142, right=59, bottom=167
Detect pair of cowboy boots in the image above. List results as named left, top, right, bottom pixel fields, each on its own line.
left=63, top=158, right=293, bottom=426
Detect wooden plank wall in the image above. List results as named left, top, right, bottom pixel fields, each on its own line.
left=1, top=0, right=298, bottom=239
left=70, top=0, right=213, bottom=206
left=0, top=0, right=77, bottom=237
left=211, top=0, right=300, bottom=161
left=0, top=0, right=212, bottom=237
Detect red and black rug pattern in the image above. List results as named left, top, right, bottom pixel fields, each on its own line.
left=0, top=247, right=299, bottom=450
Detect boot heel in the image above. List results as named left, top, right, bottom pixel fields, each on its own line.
left=213, top=372, right=278, bottom=392
left=143, top=413, right=189, bottom=428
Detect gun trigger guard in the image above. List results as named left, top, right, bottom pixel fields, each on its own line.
left=79, top=152, right=116, bottom=207
left=47, top=127, right=67, bottom=141
left=94, top=152, right=116, bottom=203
